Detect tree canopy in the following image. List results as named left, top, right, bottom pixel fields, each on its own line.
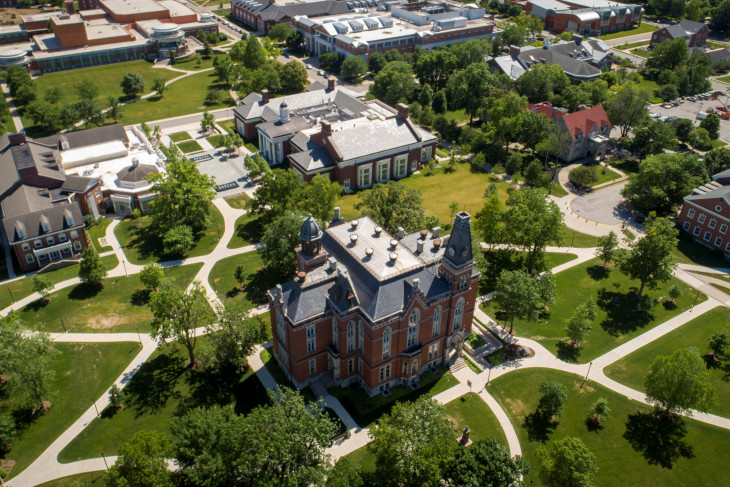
left=261, top=210, right=306, bottom=276
left=105, top=431, right=172, bottom=487
left=443, top=437, right=527, bottom=487
left=537, top=436, right=598, bottom=487
left=356, top=180, right=426, bottom=235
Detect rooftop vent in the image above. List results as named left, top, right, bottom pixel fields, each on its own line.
left=397, top=227, right=405, bottom=239
left=420, top=229, right=428, bottom=239
left=433, top=238, right=442, bottom=248
left=365, top=247, right=374, bottom=256
left=389, top=252, right=398, bottom=262
left=350, top=234, right=358, bottom=244
left=390, top=239, right=398, bottom=248
left=328, top=257, right=338, bottom=271
left=374, top=226, right=382, bottom=235
left=351, top=219, right=359, bottom=228
left=432, top=227, right=440, bottom=238
left=416, top=241, right=424, bottom=253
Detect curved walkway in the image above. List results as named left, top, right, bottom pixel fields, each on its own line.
left=6, top=202, right=730, bottom=484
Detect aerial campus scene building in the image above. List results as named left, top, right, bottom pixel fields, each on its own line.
left=0, top=0, right=729, bottom=485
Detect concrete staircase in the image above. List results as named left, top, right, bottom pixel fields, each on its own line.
left=449, top=357, right=467, bottom=374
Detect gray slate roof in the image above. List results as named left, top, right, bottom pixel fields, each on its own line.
left=708, top=48, right=730, bottom=63
left=117, top=163, right=158, bottom=183
left=685, top=185, right=730, bottom=203
left=2, top=200, right=83, bottom=244
left=234, top=86, right=363, bottom=122
left=0, top=133, right=20, bottom=197
left=61, top=175, right=98, bottom=193
left=679, top=19, right=706, bottom=34
left=258, top=116, right=312, bottom=139
left=662, top=24, right=688, bottom=39
left=330, top=117, right=437, bottom=161
left=37, top=123, right=128, bottom=150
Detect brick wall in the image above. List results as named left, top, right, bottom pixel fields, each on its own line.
left=678, top=199, right=730, bottom=255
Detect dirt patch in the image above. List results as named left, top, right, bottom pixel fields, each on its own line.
left=575, top=382, right=595, bottom=393
left=0, top=458, right=15, bottom=475
left=0, top=7, right=43, bottom=25
left=88, top=314, right=127, bottom=329
left=504, top=398, right=529, bottom=417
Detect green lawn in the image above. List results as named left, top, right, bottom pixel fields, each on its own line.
left=620, top=40, right=650, bottom=50
left=718, top=75, right=730, bottom=84
left=337, top=163, right=512, bottom=224
left=490, top=368, right=730, bottom=487
left=605, top=306, right=730, bottom=418
left=37, top=472, right=105, bottom=487
left=169, top=131, right=192, bottom=142
left=0, top=255, right=118, bottom=311
left=213, top=7, right=231, bottom=16
left=545, top=252, right=578, bottom=270
left=19, top=263, right=202, bottom=333
left=3, top=342, right=137, bottom=480
left=481, top=258, right=705, bottom=363
left=631, top=48, right=650, bottom=59
left=176, top=139, right=204, bottom=154
left=443, top=109, right=469, bottom=124
left=87, top=218, right=112, bottom=253
left=711, top=140, right=727, bottom=149
left=208, top=251, right=266, bottom=308
left=228, top=211, right=265, bottom=249
left=565, top=228, right=601, bottom=248
left=59, top=337, right=271, bottom=462
left=693, top=270, right=730, bottom=283
left=120, top=72, right=235, bottom=125
left=329, top=366, right=459, bottom=428
left=672, top=238, right=729, bottom=268
left=170, top=52, right=226, bottom=71
left=611, top=158, right=640, bottom=174
left=635, top=75, right=661, bottom=103
left=346, top=392, right=508, bottom=473
left=593, top=166, right=623, bottom=186
left=549, top=182, right=569, bottom=197
left=207, top=134, right=227, bottom=147
left=114, top=205, right=224, bottom=264
left=599, top=23, right=657, bottom=40
left=219, top=118, right=237, bottom=135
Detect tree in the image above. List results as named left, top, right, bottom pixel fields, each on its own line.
left=537, top=437, right=598, bottom=487
left=0, top=411, right=16, bottom=452
left=356, top=180, right=425, bottom=235
left=475, top=193, right=505, bottom=249
left=620, top=215, right=677, bottom=298
left=700, top=113, right=721, bottom=140
left=141, top=122, right=152, bottom=140
left=268, top=23, right=293, bottom=42
left=516, top=63, right=569, bottom=103
left=0, top=312, right=57, bottom=408
left=244, top=37, right=268, bottom=70
left=536, top=379, right=568, bottom=419
left=261, top=210, right=305, bottom=276
left=443, top=437, right=527, bottom=487
left=108, top=384, right=126, bottom=410
left=524, top=159, right=548, bottom=188
left=494, top=269, right=541, bottom=333
left=319, top=52, right=344, bottom=74
left=327, top=458, right=364, bottom=487
left=148, top=151, right=216, bottom=234
left=163, top=224, right=194, bottom=256
left=140, top=263, right=164, bottom=291
left=667, top=283, right=683, bottom=307
left=44, top=86, right=63, bottom=104
left=286, top=29, right=304, bottom=49
left=200, top=110, right=216, bottom=134
left=710, top=0, right=730, bottom=36
left=418, top=83, right=433, bottom=107
left=485, top=91, right=527, bottom=156
left=565, top=300, right=596, bottom=347
left=502, top=188, right=564, bottom=272
left=149, top=281, right=213, bottom=367
left=415, top=49, right=457, bottom=91
left=595, top=231, right=619, bottom=268
left=647, top=37, right=688, bottom=71
left=672, top=118, right=694, bottom=144
left=500, top=23, right=527, bottom=46
left=120, top=72, right=144, bottom=98
left=627, top=119, right=677, bottom=162
left=202, top=39, right=213, bottom=58
left=645, top=347, right=718, bottom=416
left=75, top=80, right=99, bottom=101
left=25, top=100, right=60, bottom=131
left=78, top=248, right=107, bottom=288
left=341, top=56, right=368, bottom=81
left=586, top=397, right=610, bottom=429
left=605, top=82, right=649, bottom=138
left=244, top=154, right=261, bottom=177
left=280, top=61, right=309, bottom=92
left=205, top=89, right=222, bottom=106
left=690, top=127, right=713, bottom=151
left=368, top=396, right=455, bottom=486
left=106, top=96, right=123, bottom=123
left=105, top=431, right=172, bottom=487
left=560, top=84, right=590, bottom=112
left=301, top=174, right=342, bottom=223
left=520, top=111, right=553, bottom=155
left=703, top=148, right=730, bottom=176
left=622, top=153, right=707, bottom=216
left=372, top=63, right=419, bottom=106
left=206, top=302, right=268, bottom=374
left=213, top=55, right=236, bottom=85
left=249, top=168, right=304, bottom=216
left=369, top=51, right=387, bottom=74
left=708, top=331, right=729, bottom=358
left=432, top=89, right=447, bottom=114
left=568, top=165, right=598, bottom=189
left=234, top=264, right=248, bottom=290
left=32, top=274, right=54, bottom=301
left=447, top=63, right=497, bottom=123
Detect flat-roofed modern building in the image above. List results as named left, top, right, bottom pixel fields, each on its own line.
left=519, top=0, right=643, bottom=36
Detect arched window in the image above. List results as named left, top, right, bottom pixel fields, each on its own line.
left=411, top=359, right=418, bottom=375
left=276, top=308, right=286, bottom=345
left=347, top=321, right=355, bottom=352
left=332, top=317, right=338, bottom=347
left=407, top=310, right=419, bottom=348
left=432, top=306, right=441, bottom=337
left=454, top=298, right=465, bottom=331
left=382, top=326, right=391, bottom=359
left=358, top=321, right=364, bottom=351
left=402, top=360, right=408, bottom=375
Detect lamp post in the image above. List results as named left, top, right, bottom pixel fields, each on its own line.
left=7, top=287, right=14, bottom=303
left=122, top=260, right=128, bottom=277
left=102, top=452, right=109, bottom=471
left=92, top=398, right=100, bottom=417
left=691, top=288, right=701, bottom=311
left=581, top=361, right=593, bottom=389
left=137, top=327, right=142, bottom=347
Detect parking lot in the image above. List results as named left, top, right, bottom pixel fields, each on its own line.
left=648, top=89, right=730, bottom=144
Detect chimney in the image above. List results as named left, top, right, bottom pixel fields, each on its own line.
left=397, top=103, right=409, bottom=119
left=8, top=132, right=26, bottom=146
left=321, top=120, right=332, bottom=136
left=328, top=257, right=338, bottom=272
left=261, top=89, right=270, bottom=104
left=509, top=45, right=521, bottom=56
left=132, top=157, right=139, bottom=168
left=412, top=278, right=420, bottom=291
left=416, top=241, right=424, bottom=253
left=279, top=102, right=290, bottom=123
left=572, top=34, right=583, bottom=44
left=333, top=206, right=341, bottom=221
left=327, top=76, right=336, bottom=92
left=432, top=226, right=440, bottom=238
left=397, top=226, right=405, bottom=239
left=65, top=0, right=75, bottom=14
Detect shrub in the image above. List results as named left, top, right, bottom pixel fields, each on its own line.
left=131, top=208, right=142, bottom=220
left=568, top=165, right=598, bottom=189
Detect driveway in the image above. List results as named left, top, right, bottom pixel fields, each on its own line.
left=570, top=181, right=632, bottom=226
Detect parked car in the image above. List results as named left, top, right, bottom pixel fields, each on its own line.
left=305, top=64, right=313, bottom=69
left=687, top=96, right=697, bottom=102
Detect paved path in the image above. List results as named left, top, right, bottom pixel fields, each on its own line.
left=1, top=82, right=23, bottom=132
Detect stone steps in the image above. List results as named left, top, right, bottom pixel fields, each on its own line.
left=449, top=358, right=467, bottom=374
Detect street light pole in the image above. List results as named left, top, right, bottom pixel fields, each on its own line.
left=60, top=317, right=67, bottom=334
left=691, top=288, right=701, bottom=311
left=122, top=260, right=128, bottom=277
left=137, top=327, right=142, bottom=347
left=102, top=452, right=109, bottom=471
left=92, top=399, right=100, bottom=417
left=487, top=366, right=492, bottom=386
left=581, top=361, right=593, bottom=388
left=7, top=287, right=14, bottom=303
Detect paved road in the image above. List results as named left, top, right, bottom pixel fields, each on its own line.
left=570, top=181, right=631, bottom=226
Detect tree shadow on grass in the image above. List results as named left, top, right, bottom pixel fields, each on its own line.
left=182, top=365, right=270, bottom=417
left=245, top=268, right=284, bottom=305
left=597, top=288, right=654, bottom=336
left=124, top=351, right=186, bottom=416
left=23, top=298, right=50, bottom=312
left=586, top=265, right=610, bottom=280
left=555, top=341, right=581, bottom=362
left=67, top=283, right=102, bottom=301
left=623, top=410, right=695, bottom=469
left=130, top=289, right=151, bottom=306
left=523, top=410, right=559, bottom=443
left=234, top=214, right=267, bottom=247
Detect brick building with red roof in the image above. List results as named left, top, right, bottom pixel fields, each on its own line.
left=530, top=103, right=611, bottom=162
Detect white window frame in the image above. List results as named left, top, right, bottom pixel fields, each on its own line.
left=715, top=237, right=723, bottom=247
left=25, top=254, right=34, bottom=263
left=726, top=242, right=730, bottom=252
left=411, top=360, right=418, bottom=375
left=704, top=231, right=712, bottom=241
left=395, top=155, right=408, bottom=178
left=709, top=219, right=717, bottom=229
left=59, top=233, right=67, bottom=242
left=46, top=236, right=54, bottom=245
left=432, top=305, right=441, bottom=336
left=376, top=159, right=390, bottom=183
left=402, top=361, right=408, bottom=375
left=34, top=240, right=42, bottom=249
left=687, top=209, right=695, bottom=219
left=693, top=226, right=701, bottom=236
left=348, top=359, right=354, bottom=375
left=698, top=214, right=706, bottom=224
left=309, top=359, right=316, bottom=376
left=332, top=318, right=338, bottom=347
left=70, top=230, right=79, bottom=239
left=379, top=363, right=391, bottom=382
left=306, top=324, right=316, bottom=353
left=682, top=221, right=691, bottom=231
left=21, top=243, right=30, bottom=251
left=347, top=321, right=355, bottom=352
left=407, top=310, right=419, bottom=348
left=358, top=164, right=372, bottom=189
left=421, top=146, right=432, bottom=162
left=382, top=326, right=391, bottom=359
left=277, top=308, right=287, bottom=345
left=721, top=224, right=728, bottom=235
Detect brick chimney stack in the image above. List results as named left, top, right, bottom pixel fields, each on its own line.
left=321, top=120, right=332, bottom=136
left=9, top=133, right=26, bottom=146
left=65, top=0, right=75, bottom=14
left=509, top=45, right=521, bottom=56
left=397, top=103, right=409, bottom=119
left=327, top=76, right=336, bottom=92
left=261, top=89, right=270, bottom=104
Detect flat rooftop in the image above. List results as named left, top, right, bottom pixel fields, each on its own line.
left=31, top=33, right=146, bottom=57
left=100, top=0, right=169, bottom=16
left=157, top=0, right=197, bottom=18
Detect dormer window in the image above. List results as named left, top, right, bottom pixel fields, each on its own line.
left=40, top=215, right=50, bottom=233
left=64, top=209, right=75, bottom=227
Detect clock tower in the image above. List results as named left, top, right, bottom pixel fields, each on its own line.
left=440, top=211, right=474, bottom=289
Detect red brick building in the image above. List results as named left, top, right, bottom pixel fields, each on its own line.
left=522, top=0, right=643, bottom=36
left=650, top=19, right=709, bottom=49
left=269, top=211, right=479, bottom=396
left=678, top=171, right=730, bottom=257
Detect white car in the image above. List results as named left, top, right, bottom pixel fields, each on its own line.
left=305, top=64, right=313, bottom=70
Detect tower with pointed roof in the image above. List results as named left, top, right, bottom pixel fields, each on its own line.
left=297, top=213, right=328, bottom=272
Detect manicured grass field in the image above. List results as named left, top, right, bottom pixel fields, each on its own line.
left=3, top=342, right=138, bottom=479
left=0, top=255, right=118, bottom=311
left=329, top=366, right=459, bottom=428
left=208, top=251, right=266, bottom=307
left=593, top=165, right=623, bottom=186
left=228, top=211, right=265, bottom=249
left=170, top=52, right=226, bottom=71
left=176, top=139, right=204, bottom=154
left=219, top=118, right=237, bottom=135
left=672, top=238, right=729, bottom=268
left=225, top=193, right=250, bottom=210
left=611, top=158, right=640, bottom=174
left=711, top=140, right=727, bottom=149
left=337, top=163, right=512, bottom=224
left=37, top=472, right=105, bottom=487
left=120, top=72, right=235, bottom=125
left=564, top=228, right=601, bottom=248
left=19, top=263, right=202, bottom=333
left=605, top=306, right=730, bottom=418
left=169, top=131, right=192, bottom=142
left=490, top=368, right=730, bottom=487
left=114, top=205, right=224, bottom=264
left=599, top=23, right=657, bottom=40
left=620, top=40, right=650, bottom=50
left=87, top=218, right=112, bottom=253
left=631, top=48, right=650, bottom=58
left=481, top=258, right=705, bottom=363
left=718, top=75, right=730, bottom=85
left=58, top=337, right=271, bottom=462
left=207, top=134, right=226, bottom=147
left=345, top=392, right=507, bottom=473
left=544, top=252, right=578, bottom=270
left=442, top=109, right=469, bottom=124
left=259, top=347, right=313, bottom=401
